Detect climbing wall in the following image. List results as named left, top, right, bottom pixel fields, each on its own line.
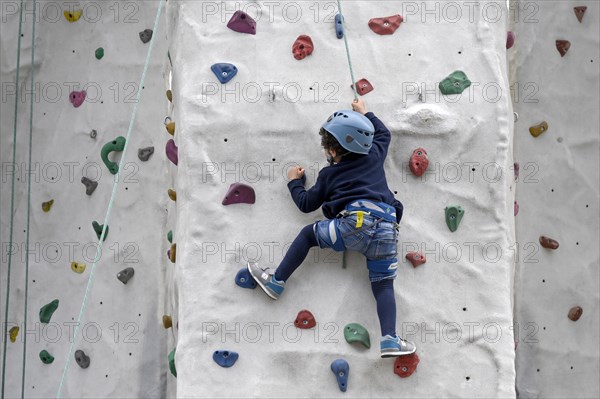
left=0, top=1, right=172, bottom=397
left=168, top=1, right=517, bottom=397
left=510, top=1, right=600, bottom=397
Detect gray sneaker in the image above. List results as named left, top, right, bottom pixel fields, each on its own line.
left=380, top=335, right=417, bottom=358
left=247, top=262, right=285, bottom=300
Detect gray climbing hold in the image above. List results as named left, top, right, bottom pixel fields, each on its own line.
left=117, top=267, right=135, bottom=284
left=81, top=177, right=98, bottom=195
left=74, top=349, right=90, bottom=369
left=138, top=146, right=154, bottom=161
left=90, top=129, right=97, bottom=139
left=139, top=29, right=153, bottom=43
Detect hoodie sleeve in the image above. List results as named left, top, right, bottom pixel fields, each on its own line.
left=365, top=112, right=392, bottom=160
left=287, top=172, right=327, bottom=213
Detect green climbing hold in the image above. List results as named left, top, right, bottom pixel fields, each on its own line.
left=39, top=299, right=59, bottom=323
left=39, top=350, right=55, bottom=364
left=167, top=230, right=173, bottom=243
left=92, top=221, right=109, bottom=241
left=101, top=136, right=126, bottom=174
left=445, top=205, right=464, bottom=232
left=168, top=348, right=177, bottom=377
left=439, top=70, right=471, bottom=95
left=95, top=47, right=104, bottom=60
left=344, top=323, right=371, bottom=349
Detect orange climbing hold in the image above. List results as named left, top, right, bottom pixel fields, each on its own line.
left=556, top=40, right=571, bottom=57
left=539, top=235, right=559, bottom=250
left=64, top=10, right=82, bottom=22
left=394, top=353, right=419, bottom=378
left=351, top=78, right=374, bottom=96
left=529, top=121, right=548, bottom=137
left=574, top=6, right=587, bottom=23
left=405, top=252, right=426, bottom=268
left=368, top=15, right=403, bottom=35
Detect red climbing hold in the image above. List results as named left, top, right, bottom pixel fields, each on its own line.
left=351, top=78, right=374, bottom=96
left=292, top=35, right=314, bottom=60
left=556, top=40, right=571, bottom=57
left=539, top=236, right=559, bottom=250
left=70, top=90, right=86, bottom=108
left=368, top=15, right=403, bottom=35
left=294, top=309, right=316, bottom=329
left=409, top=148, right=429, bottom=177
left=394, top=353, right=419, bottom=378
left=574, top=6, right=587, bottom=23
left=222, top=183, right=255, bottom=205
left=514, top=162, right=519, bottom=181
left=568, top=306, right=583, bottom=321
left=227, top=10, right=256, bottom=35
left=506, top=31, right=515, bottom=49
left=405, top=252, right=426, bottom=268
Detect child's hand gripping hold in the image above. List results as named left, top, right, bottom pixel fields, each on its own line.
left=287, top=165, right=305, bottom=181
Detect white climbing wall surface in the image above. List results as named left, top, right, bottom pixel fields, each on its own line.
left=169, top=1, right=517, bottom=397
left=0, top=1, right=171, bottom=397
left=511, top=1, right=600, bottom=397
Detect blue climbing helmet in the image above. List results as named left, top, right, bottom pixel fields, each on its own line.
left=321, top=110, right=375, bottom=155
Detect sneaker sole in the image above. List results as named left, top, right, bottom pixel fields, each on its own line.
left=380, top=348, right=417, bottom=358
left=247, top=263, right=278, bottom=300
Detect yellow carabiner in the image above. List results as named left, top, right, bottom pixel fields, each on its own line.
left=355, top=211, right=364, bottom=228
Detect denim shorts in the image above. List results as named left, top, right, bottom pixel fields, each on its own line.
left=313, top=213, right=399, bottom=282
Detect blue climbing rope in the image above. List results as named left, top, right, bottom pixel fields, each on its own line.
left=337, top=0, right=358, bottom=101
left=1, top=1, right=24, bottom=397
left=20, top=2, right=36, bottom=397
left=55, top=1, right=165, bottom=396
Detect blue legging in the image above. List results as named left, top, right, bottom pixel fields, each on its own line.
left=274, top=223, right=397, bottom=337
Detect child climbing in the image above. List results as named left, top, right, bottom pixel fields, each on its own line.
left=248, top=98, right=416, bottom=358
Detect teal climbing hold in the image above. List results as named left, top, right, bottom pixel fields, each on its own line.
left=445, top=205, right=464, bottom=232
left=39, top=350, right=54, bottom=364
left=344, top=323, right=370, bottom=348
left=39, top=299, right=59, bottom=323
left=101, top=136, right=126, bottom=174
left=167, top=230, right=173, bottom=243
left=439, top=71, right=471, bottom=95
left=92, top=221, right=109, bottom=241
left=168, top=348, right=177, bottom=377
left=95, top=47, right=104, bottom=60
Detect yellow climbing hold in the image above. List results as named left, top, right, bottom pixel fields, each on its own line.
left=9, top=326, right=19, bottom=343
left=168, top=189, right=177, bottom=201
left=166, top=90, right=173, bottom=102
left=71, top=262, right=86, bottom=274
left=42, top=199, right=54, bottom=212
left=169, top=243, right=176, bottom=263
left=163, top=315, right=173, bottom=329
left=64, top=10, right=82, bottom=22
left=529, top=121, right=548, bottom=138
left=166, top=122, right=175, bottom=136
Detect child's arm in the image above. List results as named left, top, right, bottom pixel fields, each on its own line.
left=287, top=166, right=326, bottom=213
left=351, top=99, right=391, bottom=159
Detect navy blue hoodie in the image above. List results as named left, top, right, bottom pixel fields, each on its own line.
left=287, top=112, right=403, bottom=222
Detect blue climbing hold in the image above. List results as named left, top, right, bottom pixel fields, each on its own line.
left=335, top=13, right=344, bottom=39
left=235, top=268, right=257, bottom=289
left=212, top=350, right=239, bottom=368
left=330, top=359, right=349, bottom=392
left=211, top=63, right=238, bottom=84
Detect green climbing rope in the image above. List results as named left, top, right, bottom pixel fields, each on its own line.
left=55, top=1, right=166, bottom=396
left=20, top=2, right=37, bottom=397
left=337, top=0, right=358, bottom=101
left=1, top=1, right=25, bottom=397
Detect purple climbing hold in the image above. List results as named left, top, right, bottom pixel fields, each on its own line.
left=330, top=359, right=349, bottom=392
left=213, top=350, right=239, bottom=368
left=235, top=268, right=257, bottom=289
left=506, top=31, right=515, bottom=49
left=166, top=139, right=178, bottom=165
left=227, top=11, right=256, bottom=35
left=211, top=63, right=238, bottom=84
left=70, top=90, right=86, bottom=107
left=222, top=183, right=255, bottom=205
